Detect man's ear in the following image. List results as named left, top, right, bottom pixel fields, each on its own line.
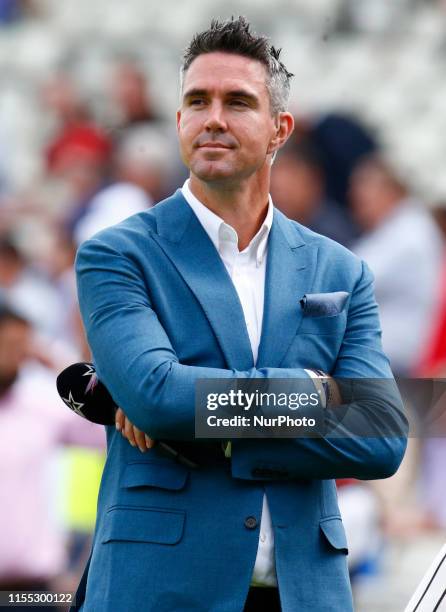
left=267, top=112, right=294, bottom=156
left=176, top=109, right=181, bottom=133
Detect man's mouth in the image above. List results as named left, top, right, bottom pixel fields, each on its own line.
left=198, top=143, right=232, bottom=149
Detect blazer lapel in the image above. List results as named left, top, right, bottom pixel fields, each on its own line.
left=256, top=210, right=318, bottom=369
left=151, top=191, right=254, bottom=371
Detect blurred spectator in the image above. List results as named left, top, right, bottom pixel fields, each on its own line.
left=0, top=304, right=104, bottom=606
left=41, top=73, right=91, bottom=130
left=40, top=230, right=88, bottom=353
left=426, top=203, right=446, bottom=376
left=416, top=253, right=446, bottom=377
left=0, top=0, right=20, bottom=23
left=113, top=125, right=171, bottom=201
left=73, top=182, right=149, bottom=246
left=350, top=155, right=444, bottom=375
left=412, top=203, right=446, bottom=531
left=73, top=125, right=172, bottom=244
left=46, top=123, right=112, bottom=180
left=109, top=59, right=159, bottom=130
left=45, top=122, right=112, bottom=235
left=431, top=204, right=446, bottom=241
left=271, top=139, right=357, bottom=246
left=0, top=0, right=37, bottom=24
left=307, top=113, right=377, bottom=210
left=418, top=435, right=446, bottom=529
left=0, top=235, right=66, bottom=338
left=0, top=0, right=39, bottom=25
left=337, top=480, right=382, bottom=578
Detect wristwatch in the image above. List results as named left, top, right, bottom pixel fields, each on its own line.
left=304, top=369, right=332, bottom=408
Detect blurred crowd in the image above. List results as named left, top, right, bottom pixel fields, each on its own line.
left=0, top=51, right=183, bottom=606
left=2, top=1, right=446, bottom=610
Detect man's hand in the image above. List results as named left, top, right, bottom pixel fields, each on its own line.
left=115, top=407, right=156, bottom=453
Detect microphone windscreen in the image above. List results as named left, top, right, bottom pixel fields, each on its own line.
left=57, top=362, right=200, bottom=468
left=56, top=362, right=116, bottom=425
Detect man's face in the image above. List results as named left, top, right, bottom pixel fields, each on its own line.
left=271, top=153, right=323, bottom=221
left=349, top=163, right=397, bottom=231
left=177, top=52, right=279, bottom=185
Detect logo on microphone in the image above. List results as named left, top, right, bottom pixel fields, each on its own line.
left=82, top=363, right=98, bottom=394
left=62, top=391, right=85, bottom=417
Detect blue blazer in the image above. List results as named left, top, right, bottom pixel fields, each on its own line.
left=73, top=190, right=407, bottom=612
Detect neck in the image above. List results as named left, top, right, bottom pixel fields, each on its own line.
left=188, top=173, right=270, bottom=251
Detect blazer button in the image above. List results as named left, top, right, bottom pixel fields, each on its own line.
left=244, top=516, right=258, bottom=530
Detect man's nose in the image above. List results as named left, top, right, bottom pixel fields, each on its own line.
left=203, top=102, right=227, bottom=131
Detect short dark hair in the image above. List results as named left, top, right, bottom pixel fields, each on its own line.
left=181, top=16, right=294, bottom=115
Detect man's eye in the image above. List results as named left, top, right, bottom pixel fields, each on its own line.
left=230, top=99, right=248, bottom=107
left=190, top=99, right=205, bottom=106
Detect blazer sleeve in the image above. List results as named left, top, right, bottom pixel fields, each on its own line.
left=76, top=237, right=407, bottom=480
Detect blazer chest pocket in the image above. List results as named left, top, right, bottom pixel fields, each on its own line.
left=121, top=460, right=189, bottom=491
left=299, top=311, right=347, bottom=336
left=102, top=505, right=185, bottom=545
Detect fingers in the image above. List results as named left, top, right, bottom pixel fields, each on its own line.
left=116, top=407, right=156, bottom=452
left=145, top=435, right=156, bottom=449
left=115, top=408, right=125, bottom=432
left=133, top=426, right=147, bottom=453
left=128, top=423, right=156, bottom=452
left=124, top=416, right=137, bottom=448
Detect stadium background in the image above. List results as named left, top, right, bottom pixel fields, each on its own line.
left=1, top=1, right=446, bottom=610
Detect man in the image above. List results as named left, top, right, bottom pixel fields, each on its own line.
left=73, top=17, right=407, bottom=612
left=270, top=138, right=357, bottom=246
left=349, top=155, right=444, bottom=542
left=0, top=304, right=104, bottom=610
left=350, top=154, right=444, bottom=375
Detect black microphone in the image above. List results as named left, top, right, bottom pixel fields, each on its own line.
left=56, top=362, right=198, bottom=468
left=57, top=362, right=116, bottom=425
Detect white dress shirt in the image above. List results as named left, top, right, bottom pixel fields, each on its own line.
left=182, top=179, right=278, bottom=586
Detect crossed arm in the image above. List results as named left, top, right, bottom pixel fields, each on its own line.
left=76, top=237, right=408, bottom=480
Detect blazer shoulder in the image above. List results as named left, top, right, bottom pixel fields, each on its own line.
left=287, top=216, right=361, bottom=264
left=279, top=214, right=367, bottom=289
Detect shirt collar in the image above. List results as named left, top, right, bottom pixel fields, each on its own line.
left=181, top=178, right=273, bottom=266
